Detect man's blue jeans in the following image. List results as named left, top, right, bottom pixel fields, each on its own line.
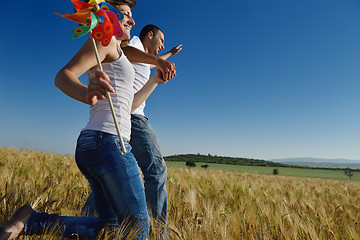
left=24, top=130, right=149, bottom=239
left=82, top=115, right=168, bottom=225
left=130, top=114, right=168, bottom=224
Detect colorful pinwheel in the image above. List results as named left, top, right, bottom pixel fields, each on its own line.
left=56, top=0, right=124, bottom=46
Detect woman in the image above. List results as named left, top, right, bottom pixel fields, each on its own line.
left=0, top=0, right=166, bottom=239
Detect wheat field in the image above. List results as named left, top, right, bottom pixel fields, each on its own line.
left=0, top=147, right=359, bottom=239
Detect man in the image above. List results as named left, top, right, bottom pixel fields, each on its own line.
left=82, top=24, right=181, bottom=231
left=124, top=24, right=182, bottom=224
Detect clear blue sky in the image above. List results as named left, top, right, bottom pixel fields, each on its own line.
left=1, top=0, right=360, bottom=160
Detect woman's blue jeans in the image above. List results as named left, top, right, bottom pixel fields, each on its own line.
left=82, top=115, right=168, bottom=224
left=24, top=130, right=150, bottom=239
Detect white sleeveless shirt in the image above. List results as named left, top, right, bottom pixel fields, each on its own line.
left=82, top=44, right=135, bottom=140
left=128, top=36, right=151, bottom=116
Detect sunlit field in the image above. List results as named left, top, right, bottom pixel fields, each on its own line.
left=1, top=148, right=360, bottom=239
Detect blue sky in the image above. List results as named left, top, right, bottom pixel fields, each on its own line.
left=1, top=0, right=360, bottom=160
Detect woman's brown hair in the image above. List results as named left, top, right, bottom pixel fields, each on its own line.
left=106, top=0, right=136, bottom=8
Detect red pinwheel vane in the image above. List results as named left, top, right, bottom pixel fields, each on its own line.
left=56, top=0, right=128, bottom=153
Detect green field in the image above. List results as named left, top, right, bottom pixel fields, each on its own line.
left=166, top=161, right=360, bottom=181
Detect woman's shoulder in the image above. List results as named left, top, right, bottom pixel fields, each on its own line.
left=102, top=37, right=122, bottom=63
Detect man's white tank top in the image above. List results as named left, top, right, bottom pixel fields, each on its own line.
left=128, top=36, right=151, bottom=116
left=82, top=44, right=135, bottom=140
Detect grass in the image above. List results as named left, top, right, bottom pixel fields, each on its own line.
left=1, top=147, right=360, bottom=239
left=166, top=161, right=360, bottom=180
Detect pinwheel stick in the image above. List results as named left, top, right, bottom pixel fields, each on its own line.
left=89, top=29, right=127, bottom=154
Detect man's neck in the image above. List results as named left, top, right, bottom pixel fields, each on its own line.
left=141, top=40, right=151, bottom=54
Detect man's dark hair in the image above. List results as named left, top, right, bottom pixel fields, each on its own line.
left=106, top=0, right=136, bottom=8
left=139, top=24, right=163, bottom=41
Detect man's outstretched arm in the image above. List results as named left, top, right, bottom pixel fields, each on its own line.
left=122, top=46, right=176, bottom=80
left=150, top=44, right=182, bottom=69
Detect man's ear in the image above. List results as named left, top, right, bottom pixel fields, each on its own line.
left=147, top=31, right=154, bottom=40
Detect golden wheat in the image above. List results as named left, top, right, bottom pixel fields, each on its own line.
left=1, top=147, right=359, bottom=239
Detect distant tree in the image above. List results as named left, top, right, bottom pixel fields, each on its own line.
left=273, top=169, right=279, bottom=175
left=201, top=164, right=209, bottom=169
left=186, top=160, right=196, bottom=168
left=344, top=168, right=354, bottom=180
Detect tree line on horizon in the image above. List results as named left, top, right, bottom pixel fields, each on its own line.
left=164, top=153, right=292, bottom=168
left=164, top=154, right=360, bottom=172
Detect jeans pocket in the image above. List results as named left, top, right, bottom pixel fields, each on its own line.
left=77, top=140, right=98, bottom=152
left=75, top=132, right=100, bottom=172
left=76, top=131, right=99, bottom=152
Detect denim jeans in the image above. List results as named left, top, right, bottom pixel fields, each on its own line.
left=82, top=115, right=168, bottom=224
left=24, top=130, right=149, bottom=239
left=130, top=114, right=168, bottom=224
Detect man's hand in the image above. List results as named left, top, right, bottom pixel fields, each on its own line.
left=155, top=58, right=176, bottom=81
left=87, top=69, right=114, bottom=105
left=169, top=45, right=182, bottom=55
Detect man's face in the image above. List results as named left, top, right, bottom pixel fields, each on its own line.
left=148, top=30, right=165, bottom=55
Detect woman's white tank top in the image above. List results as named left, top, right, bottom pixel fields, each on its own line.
left=82, top=44, right=135, bottom=140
